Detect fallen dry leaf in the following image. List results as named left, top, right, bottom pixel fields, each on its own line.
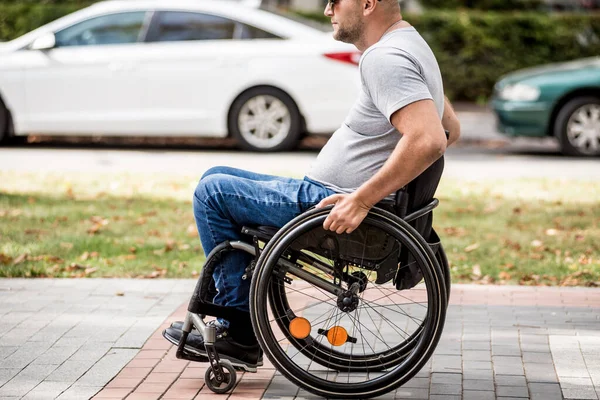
left=84, top=267, right=97, bottom=276
left=443, top=227, right=468, bottom=237
left=66, top=263, right=88, bottom=271
left=0, top=253, right=13, bottom=265
left=531, top=240, right=544, bottom=248
left=464, top=243, right=480, bottom=253
left=499, top=271, right=512, bottom=280
left=471, top=264, right=482, bottom=279
left=545, top=229, right=559, bottom=236
left=116, top=291, right=125, bottom=296
left=165, top=240, right=176, bottom=252
left=80, top=252, right=90, bottom=261
left=186, top=224, right=198, bottom=238
left=13, top=254, right=27, bottom=265
left=60, top=242, right=74, bottom=249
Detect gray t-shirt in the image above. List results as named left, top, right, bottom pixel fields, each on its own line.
left=306, top=27, right=444, bottom=197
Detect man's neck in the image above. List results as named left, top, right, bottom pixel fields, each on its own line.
left=354, top=17, right=407, bottom=52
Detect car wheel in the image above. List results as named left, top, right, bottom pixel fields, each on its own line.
left=229, top=88, right=302, bottom=152
left=555, top=96, right=600, bottom=157
left=0, top=102, right=7, bottom=144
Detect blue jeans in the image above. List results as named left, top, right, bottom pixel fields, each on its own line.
left=193, top=166, right=335, bottom=320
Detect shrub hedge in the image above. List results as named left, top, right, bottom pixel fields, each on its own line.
left=2, top=3, right=599, bottom=101
left=0, top=3, right=90, bottom=41
left=419, top=0, right=543, bottom=11
left=296, top=10, right=600, bottom=101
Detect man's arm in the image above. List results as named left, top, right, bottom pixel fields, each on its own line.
left=442, top=96, right=461, bottom=146
left=317, top=99, right=446, bottom=234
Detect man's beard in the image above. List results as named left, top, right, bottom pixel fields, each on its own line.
left=334, top=20, right=363, bottom=44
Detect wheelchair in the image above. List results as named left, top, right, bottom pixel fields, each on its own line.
left=168, top=157, right=450, bottom=399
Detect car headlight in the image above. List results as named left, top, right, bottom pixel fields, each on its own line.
left=498, top=83, right=540, bottom=101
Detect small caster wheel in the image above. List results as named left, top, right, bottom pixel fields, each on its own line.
left=205, top=362, right=237, bottom=394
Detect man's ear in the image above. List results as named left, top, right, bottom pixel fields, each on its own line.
left=363, top=0, right=377, bottom=15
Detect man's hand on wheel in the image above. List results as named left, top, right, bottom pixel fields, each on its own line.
left=316, top=193, right=371, bottom=234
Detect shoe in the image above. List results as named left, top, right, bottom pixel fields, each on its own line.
left=169, top=319, right=227, bottom=336
left=162, top=323, right=263, bottom=370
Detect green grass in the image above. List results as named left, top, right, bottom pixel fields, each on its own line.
left=0, top=171, right=598, bottom=286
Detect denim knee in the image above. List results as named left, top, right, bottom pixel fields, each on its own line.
left=201, top=166, right=234, bottom=180
left=194, top=173, right=223, bottom=206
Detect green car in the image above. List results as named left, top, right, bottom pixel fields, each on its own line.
left=492, top=57, right=600, bottom=157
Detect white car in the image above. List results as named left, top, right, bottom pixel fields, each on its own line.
left=0, top=0, right=360, bottom=151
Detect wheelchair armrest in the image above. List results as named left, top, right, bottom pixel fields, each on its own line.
left=403, top=198, right=439, bottom=223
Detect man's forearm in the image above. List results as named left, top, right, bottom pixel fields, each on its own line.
left=442, top=96, right=461, bottom=146
left=353, top=135, right=444, bottom=208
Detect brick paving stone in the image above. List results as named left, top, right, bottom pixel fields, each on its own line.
left=496, top=385, right=530, bottom=398
left=529, top=382, right=564, bottom=400
left=524, top=362, right=559, bottom=383
left=495, top=375, right=527, bottom=387
left=463, top=379, right=494, bottom=391
left=429, top=383, right=462, bottom=395
left=463, top=390, right=495, bottom=400
left=463, top=369, right=494, bottom=381
left=22, top=381, right=71, bottom=400
left=75, top=349, right=139, bottom=387
left=462, top=350, right=491, bottom=361
left=430, top=372, right=462, bottom=385
left=55, top=385, right=102, bottom=400
left=0, top=363, right=58, bottom=398
left=394, top=387, right=428, bottom=399
left=522, top=352, right=554, bottom=363
left=401, top=377, right=429, bottom=389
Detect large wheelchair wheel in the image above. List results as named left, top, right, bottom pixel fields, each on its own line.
left=249, top=206, right=447, bottom=399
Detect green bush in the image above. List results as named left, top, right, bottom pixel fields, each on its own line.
left=0, top=3, right=91, bottom=42
left=419, top=0, right=542, bottom=11
left=296, top=10, right=600, bottom=101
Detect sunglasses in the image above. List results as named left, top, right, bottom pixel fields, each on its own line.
left=328, top=0, right=382, bottom=7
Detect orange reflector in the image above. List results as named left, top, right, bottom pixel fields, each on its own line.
left=327, top=326, right=348, bottom=346
left=289, top=317, right=311, bottom=339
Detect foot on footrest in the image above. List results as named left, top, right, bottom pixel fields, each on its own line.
left=162, top=327, right=263, bottom=371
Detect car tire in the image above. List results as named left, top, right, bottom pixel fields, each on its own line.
left=229, top=87, right=302, bottom=152
left=554, top=96, right=600, bottom=157
left=0, top=102, right=7, bottom=145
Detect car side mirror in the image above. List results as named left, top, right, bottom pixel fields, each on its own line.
left=30, top=33, right=56, bottom=51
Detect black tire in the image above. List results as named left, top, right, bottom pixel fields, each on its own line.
left=555, top=96, right=600, bottom=157
left=249, top=206, right=447, bottom=399
left=0, top=101, right=7, bottom=145
left=229, top=87, right=302, bottom=152
left=437, top=243, right=451, bottom=303
left=204, top=363, right=237, bottom=394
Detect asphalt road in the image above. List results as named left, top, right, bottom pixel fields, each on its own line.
left=0, top=109, right=598, bottom=180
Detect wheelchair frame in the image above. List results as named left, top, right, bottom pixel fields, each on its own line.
left=173, top=198, right=450, bottom=396
left=171, top=155, right=450, bottom=397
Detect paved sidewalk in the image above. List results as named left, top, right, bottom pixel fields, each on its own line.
left=94, top=284, right=599, bottom=400
left=0, top=279, right=195, bottom=399
left=1, top=281, right=599, bottom=400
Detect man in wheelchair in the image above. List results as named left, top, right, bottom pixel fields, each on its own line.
left=164, top=0, right=460, bottom=377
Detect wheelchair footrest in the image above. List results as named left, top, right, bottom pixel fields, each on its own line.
left=176, top=349, right=210, bottom=363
